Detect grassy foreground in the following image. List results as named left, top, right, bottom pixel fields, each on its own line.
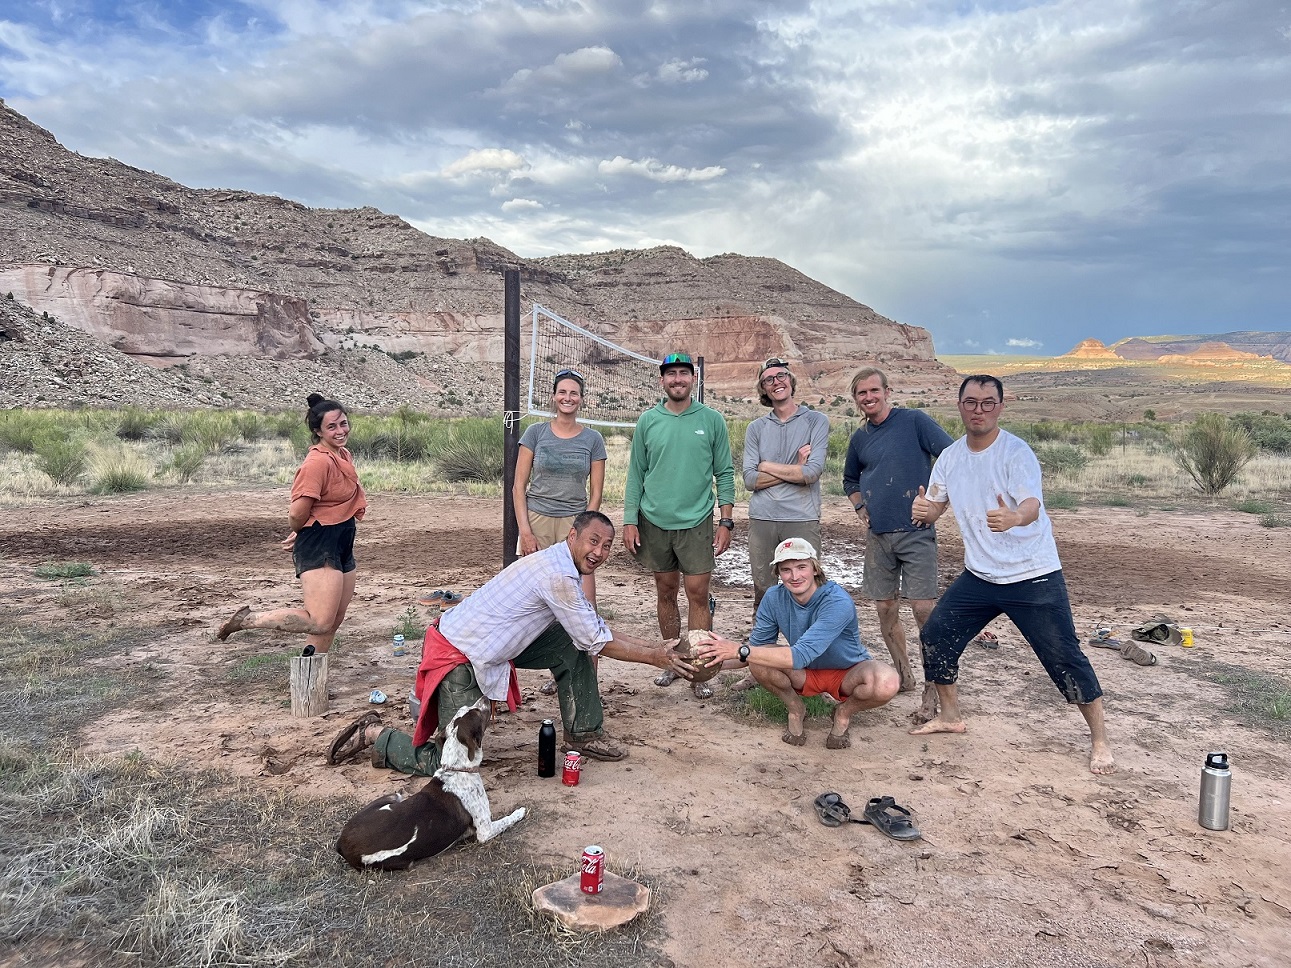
left=0, top=622, right=666, bottom=968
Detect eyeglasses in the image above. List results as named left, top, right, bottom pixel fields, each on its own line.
left=760, top=372, right=791, bottom=387
left=661, top=353, right=693, bottom=367
left=553, top=368, right=584, bottom=383
left=959, top=399, right=999, bottom=412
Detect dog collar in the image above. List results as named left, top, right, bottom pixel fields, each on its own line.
left=436, top=765, right=481, bottom=774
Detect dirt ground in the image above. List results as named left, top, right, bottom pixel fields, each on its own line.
left=2, top=489, right=1289, bottom=968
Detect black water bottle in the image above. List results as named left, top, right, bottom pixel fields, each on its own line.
left=538, top=719, right=557, bottom=778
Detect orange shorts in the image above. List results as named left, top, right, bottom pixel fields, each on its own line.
left=800, top=668, right=848, bottom=701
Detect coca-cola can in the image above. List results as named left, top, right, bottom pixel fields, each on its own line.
left=562, top=750, right=583, bottom=786
left=580, top=845, right=604, bottom=894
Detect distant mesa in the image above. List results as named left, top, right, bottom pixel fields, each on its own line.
left=1063, top=335, right=1284, bottom=364
left=1062, top=338, right=1120, bottom=359
left=1156, top=341, right=1261, bottom=363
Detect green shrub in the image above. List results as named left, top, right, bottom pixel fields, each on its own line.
left=1174, top=414, right=1256, bottom=495
left=34, top=561, right=95, bottom=580
left=1259, top=514, right=1289, bottom=529
left=166, top=445, right=207, bottom=483
left=33, top=436, right=87, bottom=484
left=231, top=411, right=272, bottom=442
left=88, top=447, right=151, bottom=494
left=146, top=416, right=186, bottom=445
left=115, top=407, right=159, bottom=441
left=1030, top=421, right=1064, bottom=442
left=1084, top=424, right=1115, bottom=456
left=1034, top=444, right=1088, bottom=474
left=1124, top=472, right=1150, bottom=488
left=1231, top=411, right=1291, bottom=454
left=1046, top=490, right=1079, bottom=510
left=434, top=419, right=505, bottom=482
left=181, top=412, right=237, bottom=452
left=1233, top=498, right=1275, bottom=515
left=0, top=411, right=51, bottom=452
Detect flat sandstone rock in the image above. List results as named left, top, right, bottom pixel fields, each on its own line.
left=531, top=871, right=650, bottom=932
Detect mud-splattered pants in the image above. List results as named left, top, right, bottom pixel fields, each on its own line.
left=920, top=569, right=1103, bottom=704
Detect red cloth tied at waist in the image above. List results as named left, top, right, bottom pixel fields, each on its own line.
left=411, top=624, right=521, bottom=748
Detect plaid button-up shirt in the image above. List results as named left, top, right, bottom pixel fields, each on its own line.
left=438, top=540, right=612, bottom=701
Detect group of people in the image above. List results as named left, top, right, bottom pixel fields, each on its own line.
left=218, top=355, right=1115, bottom=778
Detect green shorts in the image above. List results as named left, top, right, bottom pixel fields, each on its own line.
left=635, top=514, right=715, bottom=575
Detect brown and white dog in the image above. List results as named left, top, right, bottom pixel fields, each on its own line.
left=335, top=697, right=526, bottom=871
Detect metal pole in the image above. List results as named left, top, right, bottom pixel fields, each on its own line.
left=697, top=354, right=705, bottom=404
left=503, top=268, right=521, bottom=569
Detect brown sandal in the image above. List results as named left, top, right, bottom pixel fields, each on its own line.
left=327, top=711, right=383, bottom=765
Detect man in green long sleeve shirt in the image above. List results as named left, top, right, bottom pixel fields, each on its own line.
left=623, top=352, right=736, bottom=699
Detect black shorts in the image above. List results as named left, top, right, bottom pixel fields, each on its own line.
left=293, top=518, right=357, bottom=577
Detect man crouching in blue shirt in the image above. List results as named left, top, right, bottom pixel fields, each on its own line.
left=697, top=538, right=900, bottom=749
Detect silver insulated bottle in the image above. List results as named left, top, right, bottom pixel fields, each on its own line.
left=1198, top=752, right=1232, bottom=830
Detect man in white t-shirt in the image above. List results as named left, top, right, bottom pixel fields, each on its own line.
left=909, top=375, right=1115, bottom=775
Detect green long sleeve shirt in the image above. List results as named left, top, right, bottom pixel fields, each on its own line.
left=623, top=400, right=735, bottom=530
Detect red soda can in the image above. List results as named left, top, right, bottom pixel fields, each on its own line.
left=562, top=750, right=583, bottom=786
left=580, top=845, right=604, bottom=894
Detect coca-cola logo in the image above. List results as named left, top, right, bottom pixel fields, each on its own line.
left=581, top=856, right=600, bottom=873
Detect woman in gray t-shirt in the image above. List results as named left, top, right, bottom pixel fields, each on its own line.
left=513, top=367, right=608, bottom=583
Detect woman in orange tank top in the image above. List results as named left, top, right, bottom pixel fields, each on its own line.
left=216, top=393, right=367, bottom=652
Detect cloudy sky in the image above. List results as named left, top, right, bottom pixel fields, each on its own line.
left=1, top=0, right=1287, bottom=354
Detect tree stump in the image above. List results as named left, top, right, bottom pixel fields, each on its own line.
left=289, top=653, right=329, bottom=717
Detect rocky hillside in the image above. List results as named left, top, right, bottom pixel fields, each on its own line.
left=0, top=99, right=958, bottom=412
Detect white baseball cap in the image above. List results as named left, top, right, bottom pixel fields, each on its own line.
left=770, top=537, right=818, bottom=566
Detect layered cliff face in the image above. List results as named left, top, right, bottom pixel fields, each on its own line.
left=0, top=99, right=961, bottom=409
left=0, top=266, right=322, bottom=362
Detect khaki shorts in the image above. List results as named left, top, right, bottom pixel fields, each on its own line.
left=863, top=529, right=938, bottom=600
left=634, top=514, right=715, bottom=575
left=518, top=511, right=576, bottom=553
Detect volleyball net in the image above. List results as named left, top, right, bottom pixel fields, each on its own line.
left=525, top=304, right=665, bottom=428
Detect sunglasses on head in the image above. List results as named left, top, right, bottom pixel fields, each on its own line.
left=661, top=353, right=693, bottom=367
left=553, top=368, right=584, bottom=383
left=762, top=357, right=790, bottom=370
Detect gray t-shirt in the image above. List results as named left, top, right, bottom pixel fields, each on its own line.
left=742, top=405, right=832, bottom=522
left=519, top=422, right=608, bottom=517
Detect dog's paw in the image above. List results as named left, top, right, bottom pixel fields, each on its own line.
left=508, top=807, right=526, bottom=823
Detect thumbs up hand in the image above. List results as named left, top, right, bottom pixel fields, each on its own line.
left=911, top=485, right=933, bottom=524
left=986, top=494, right=1018, bottom=532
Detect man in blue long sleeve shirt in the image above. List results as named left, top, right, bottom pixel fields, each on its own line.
left=697, top=538, right=900, bottom=749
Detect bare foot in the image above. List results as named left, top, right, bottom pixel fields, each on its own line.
left=729, top=674, right=758, bottom=693
left=1089, top=743, right=1116, bottom=775
left=217, top=605, right=251, bottom=641
left=784, top=705, right=806, bottom=743
left=826, top=708, right=852, bottom=749
left=908, top=683, right=939, bottom=725
left=909, top=715, right=966, bottom=735
left=654, top=669, right=677, bottom=687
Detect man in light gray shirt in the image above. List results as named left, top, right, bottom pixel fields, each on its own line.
left=743, top=358, right=832, bottom=611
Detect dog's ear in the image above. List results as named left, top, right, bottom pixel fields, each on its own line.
left=455, top=708, right=487, bottom=761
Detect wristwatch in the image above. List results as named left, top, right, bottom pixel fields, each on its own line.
left=718, top=518, right=735, bottom=530
left=854, top=504, right=866, bottom=515
left=738, top=644, right=751, bottom=662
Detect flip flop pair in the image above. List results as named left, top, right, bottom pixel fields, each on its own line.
left=813, top=792, right=922, bottom=841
